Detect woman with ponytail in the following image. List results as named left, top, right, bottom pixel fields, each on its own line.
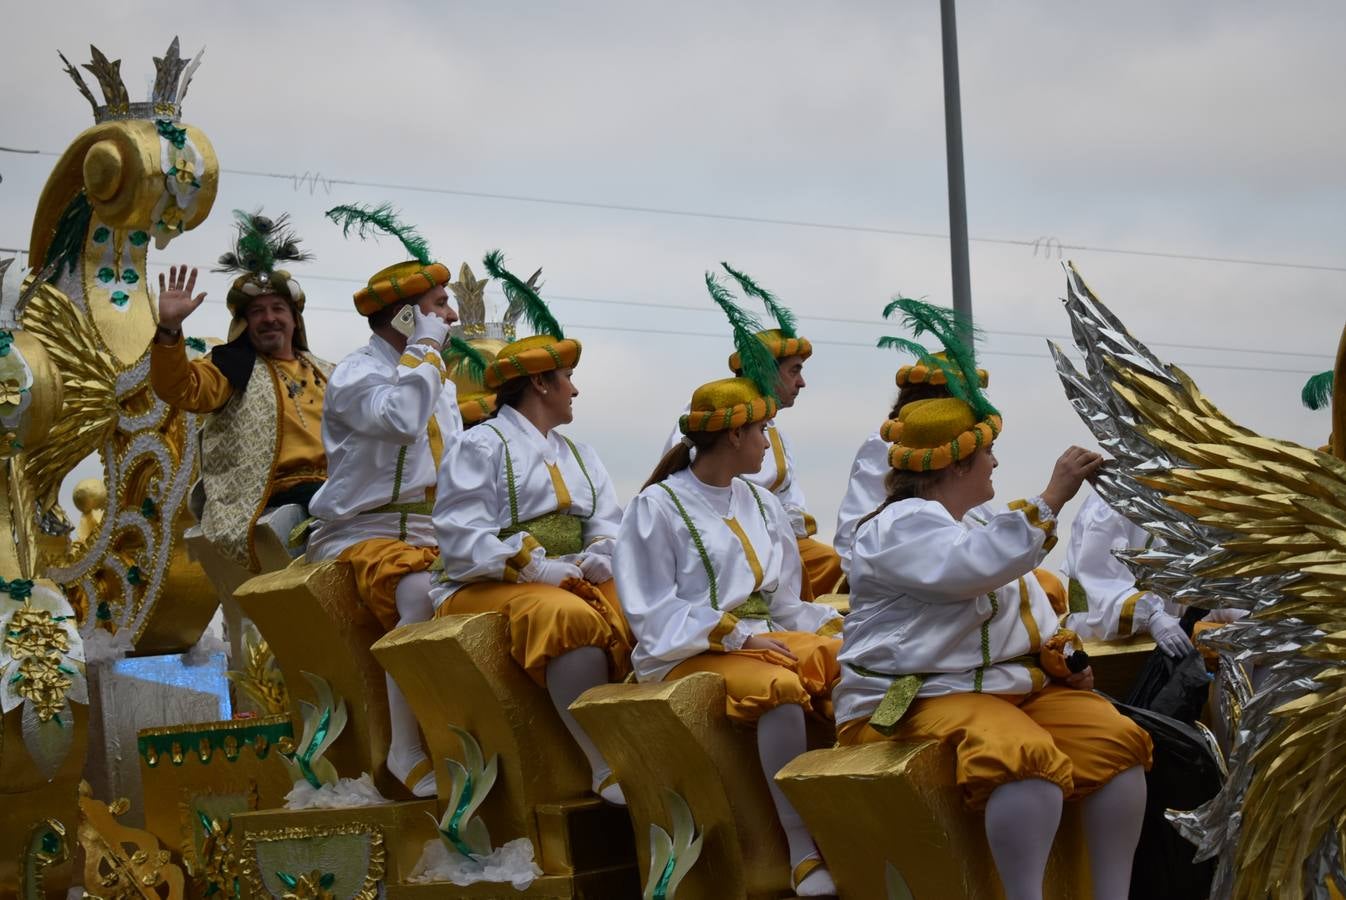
left=614, top=273, right=843, bottom=897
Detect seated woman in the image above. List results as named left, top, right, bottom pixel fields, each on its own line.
left=615, top=274, right=843, bottom=897
left=432, top=252, right=632, bottom=804
left=833, top=325, right=1152, bottom=900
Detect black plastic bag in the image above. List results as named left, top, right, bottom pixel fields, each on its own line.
left=1108, top=699, right=1220, bottom=900
left=1124, top=648, right=1213, bottom=724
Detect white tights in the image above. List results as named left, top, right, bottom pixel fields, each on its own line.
left=545, top=646, right=624, bottom=804
left=757, top=704, right=834, bottom=896
left=985, top=766, right=1146, bottom=900
left=385, top=572, right=436, bottom=795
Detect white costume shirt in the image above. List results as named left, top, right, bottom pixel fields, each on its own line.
left=615, top=468, right=842, bottom=683
left=308, top=336, right=461, bottom=558
left=834, top=497, right=1061, bottom=726
left=1062, top=489, right=1241, bottom=640
left=661, top=413, right=813, bottom=538
left=833, top=429, right=890, bottom=575
left=430, top=404, right=621, bottom=607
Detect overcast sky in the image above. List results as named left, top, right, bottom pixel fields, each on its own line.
left=2, top=1, right=1342, bottom=560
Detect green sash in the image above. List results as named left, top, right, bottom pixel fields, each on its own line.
left=501, top=511, right=584, bottom=557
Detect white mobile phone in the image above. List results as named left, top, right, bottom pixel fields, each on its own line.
left=391, top=305, right=417, bottom=337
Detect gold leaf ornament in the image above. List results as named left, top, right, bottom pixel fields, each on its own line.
left=0, top=581, right=86, bottom=777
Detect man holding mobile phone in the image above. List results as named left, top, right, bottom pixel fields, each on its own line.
left=304, top=204, right=461, bottom=797
left=151, top=211, right=332, bottom=571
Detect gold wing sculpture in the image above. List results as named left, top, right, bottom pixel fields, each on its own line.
left=16, top=38, right=218, bottom=638
left=1050, top=263, right=1346, bottom=900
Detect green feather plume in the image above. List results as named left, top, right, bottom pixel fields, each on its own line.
left=215, top=209, right=312, bottom=277
left=482, top=250, right=564, bottom=339
left=325, top=203, right=432, bottom=265
left=444, top=336, right=490, bottom=388
left=1302, top=369, right=1334, bottom=411
left=720, top=262, right=797, bottom=338
left=879, top=296, right=997, bottom=419
left=705, top=272, right=778, bottom=401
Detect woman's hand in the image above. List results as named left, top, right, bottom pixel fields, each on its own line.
left=1065, top=666, right=1095, bottom=691
left=743, top=634, right=797, bottom=661
left=1040, top=446, right=1104, bottom=515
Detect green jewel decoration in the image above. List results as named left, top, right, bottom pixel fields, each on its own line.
left=97, top=267, right=115, bottom=284
left=643, top=791, right=703, bottom=900
left=129, top=230, right=149, bottom=246
left=0, top=330, right=11, bottom=357
left=155, top=118, right=188, bottom=149
left=121, top=269, right=139, bottom=284
left=0, top=578, right=34, bottom=601
left=92, top=226, right=111, bottom=243
left=126, top=566, right=142, bottom=586
left=186, top=337, right=207, bottom=353
left=110, top=291, right=129, bottom=308
left=95, top=602, right=111, bottom=621
left=275, top=869, right=336, bottom=899
left=41, top=829, right=61, bottom=855
left=140, top=497, right=157, bottom=519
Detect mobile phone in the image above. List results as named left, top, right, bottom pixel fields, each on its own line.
left=391, top=305, right=416, bottom=337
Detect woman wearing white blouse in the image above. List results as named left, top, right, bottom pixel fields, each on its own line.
left=835, top=387, right=1153, bottom=900
left=616, top=276, right=842, bottom=897
left=432, top=254, right=632, bottom=804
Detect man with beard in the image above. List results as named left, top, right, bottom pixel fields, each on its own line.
left=150, top=211, right=332, bottom=571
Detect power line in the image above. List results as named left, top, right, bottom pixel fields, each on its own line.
left=3, top=145, right=1345, bottom=274
left=177, top=293, right=1324, bottom=376
left=4, top=249, right=1334, bottom=364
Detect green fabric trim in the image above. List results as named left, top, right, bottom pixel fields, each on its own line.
left=738, top=479, right=771, bottom=529
left=656, top=482, right=719, bottom=610
left=974, top=590, right=999, bottom=693
left=391, top=446, right=408, bottom=503
left=484, top=425, right=520, bottom=526
left=847, top=662, right=926, bottom=736
left=737, top=591, right=771, bottom=620
left=560, top=435, right=597, bottom=520
left=1067, top=577, right=1090, bottom=614
left=369, top=498, right=434, bottom=517
left=501, top=511, right=583, bottom=557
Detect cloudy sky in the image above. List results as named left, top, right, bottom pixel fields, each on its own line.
left=2, top=1, right=1342, bottom=560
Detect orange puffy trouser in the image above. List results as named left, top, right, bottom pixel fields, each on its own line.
left=337, top=538, right=439, bottom=632
left=435, top=578, right=633, bottom=687
left=797, top=537, right=844, bottom=601
left=664, top=631, right=842, bottom=724
left=837, top=686, right=1153, bottom=810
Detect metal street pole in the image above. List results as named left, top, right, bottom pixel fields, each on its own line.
left=940, top=0, right=973, bottom=335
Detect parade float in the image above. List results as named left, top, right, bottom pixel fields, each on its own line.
left=3, top=37, right=1344, bottom=900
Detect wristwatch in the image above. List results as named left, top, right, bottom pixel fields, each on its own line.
left=155, top=325, right=183, bottom=345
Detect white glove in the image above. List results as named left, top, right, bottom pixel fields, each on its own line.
left=520, top=557, right=583, bottom=586
left=577, top=552, right=613, bottom=584
left=1148, top=612, right=1193, bottom=658
left=411, top=307, right=450, bottom=347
